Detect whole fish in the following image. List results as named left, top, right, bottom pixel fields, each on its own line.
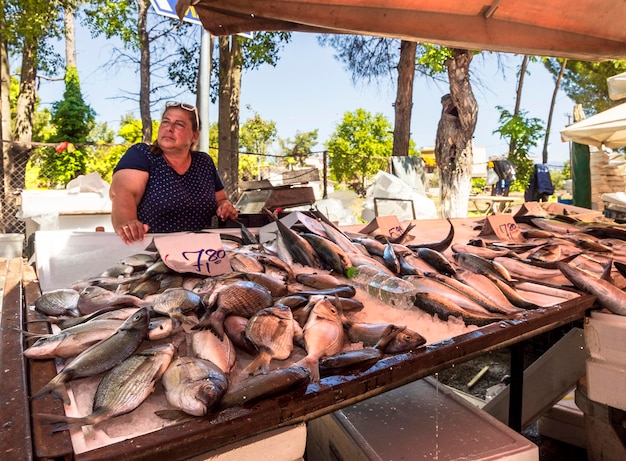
left=220, top=365, right=310, bottom=409
left=453, top=253, right=513, bottom=282
left=416, top=248, right=456, bottom=276
left=51, top=306, right=140, bottom=330
left=405, top=275, right=501, bottom=316
left=481, top=273, right=542, bottom=310
left=161, top=356, right=228, bottom=416
left=150, top=287, right=203, bottom=325
left=190, top=329, right=237, bottom=373
left=263, top=209, right=322, bottom=269
left=34, top=289, right=80, bottom=317
left=301, top=232, right=352, bottom=275
left=127, top=277, right=161, bottom=299
left=100, top=263, right=136, bottom=278
left=31, top=307, right=150, bottom=403
left=531, top=218, right=582, bottom=235
left=296, top=297, right=345, bottom=382
left=344, top=321, right=427, bottom=353
left=317, top=219, right=362, bottom=255
left=382, top=240, right=401, bottom=274
left=24, top=319, right=125, bottom=360
left=296, top=272, right=346, bottom=290
left=243, top=304, right=295, bottom=375
left=38, top=343, right=175, bottom=432
left=120, top=253, right=158, bottom=270
left=77, top=286, right=145, bottom=315
left=327, top=296, right=365, bottom=312
left=557, top=261, right=626, bottom=316
left=493, top=256, right=565, bottom=281
left=194, top=281, right=273, bottom=338
left=412, top=292, right=506, bottom=327
left=351, top=237, right=386, bottom=257
left=229, top=251, right=265, bottom=273
left=451, top=243, right=512, bottom=260
left=250, top=253, right=295, bottom=281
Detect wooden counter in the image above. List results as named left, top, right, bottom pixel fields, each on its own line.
left=0, top=217, right=598, bottom=460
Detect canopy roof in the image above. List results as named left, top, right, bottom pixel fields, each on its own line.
left=193, top=0, right=626, bottom=61
left=560, top=102, right=626, bottom=149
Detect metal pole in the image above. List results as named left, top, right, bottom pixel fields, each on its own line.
left=198, top=29, right=211, bottom=153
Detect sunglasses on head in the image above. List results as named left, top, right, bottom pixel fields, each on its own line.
left=165, top=101, right=199, bottom=129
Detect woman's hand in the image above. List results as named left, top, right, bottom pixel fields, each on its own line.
left=117, top=220, right=151, bottom=244
left=216, top=199, right=239, bottom=222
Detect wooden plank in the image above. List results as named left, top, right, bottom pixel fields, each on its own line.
left=0, top=258, right=31, bottom=461
left=23, top=263, right=74, bottom=460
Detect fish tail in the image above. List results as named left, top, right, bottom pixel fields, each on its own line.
left=33, top=412, right=87, bottom=433
left=295, top=356, right=320, bottom=383
left=31, top=375, right=70, bottom=404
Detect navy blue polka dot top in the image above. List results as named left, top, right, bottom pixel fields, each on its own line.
left=113, top=143, right=225, bottom=233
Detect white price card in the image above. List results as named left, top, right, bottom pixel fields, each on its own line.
left=154, top=233, right=232, bottom=276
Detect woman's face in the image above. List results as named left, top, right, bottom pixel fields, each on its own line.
left=157, top=107, right=199, bottom=153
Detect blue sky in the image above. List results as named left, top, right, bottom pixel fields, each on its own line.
left=36, top=24, right=576, bottom=167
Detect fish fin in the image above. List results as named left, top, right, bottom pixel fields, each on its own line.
left=295, top=356, right=320, bottom=383
left=33, top=412, right=85, bottom=433
left=155, top=409, right=193, bottom=422
left=601, top=258, right=614, bottom=282
left=31, top=374, right=70, bottom=404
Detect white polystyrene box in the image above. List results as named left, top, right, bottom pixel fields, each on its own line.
left=306, top=377, right=538, bottom=461
left=584, top=310, right=626, bottom=364
left=586, top=357, right=626, bottom=411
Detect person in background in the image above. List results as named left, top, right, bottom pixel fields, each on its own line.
left=110, top=101, right=238, bottom=244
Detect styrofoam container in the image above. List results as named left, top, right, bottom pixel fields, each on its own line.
left=584, top=310, right=626, bottom=364
left=585, top=357, right=626, bottom=411
left=0, top=233, right=24, bottom=258
left=306, top=377, right=538, bottom=461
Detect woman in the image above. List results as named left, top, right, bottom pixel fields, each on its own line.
left=110, top=102, right=238, bottom=244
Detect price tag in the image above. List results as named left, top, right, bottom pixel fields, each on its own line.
left=154, top=233, right=231, bottom=276
left=359, top=215, right=404, bottom=239
left=478, top=214, right=524, bottom=242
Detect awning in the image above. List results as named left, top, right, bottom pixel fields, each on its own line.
left=560, top=102, right=626, bottom=149
left=608, top=72, right=626, bottom=101
left=192, top=0, right=626, bottom=61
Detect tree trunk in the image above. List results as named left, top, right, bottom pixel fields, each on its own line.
left=137, top=0, right=151, bottom=143
left=542, top=58, right=567, bottom=164
left=393, top=40, right=416, bottom=157
left=0, top=24, right=11, bottom=228
left=5, top=36, right=38, bottom=233
left=435, top=49, right=478, bottom=219
left=509, top=55, right=528, bottom=155
left=217, top=36, right=241, bottom=200
left=64, top=5, right=76, bottom=68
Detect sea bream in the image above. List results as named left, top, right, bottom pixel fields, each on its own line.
left=160, top=356, right=228, bottom=416
left=296, top=297, right=345, bottom=382
left=31, top=307, right=150, bottom=403
left=37, top=342, right=175, bottom=432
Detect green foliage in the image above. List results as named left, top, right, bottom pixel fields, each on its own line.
left=239, top=109, right=278, bottom=158
left=325, top=108, right=393, bottom=195
left=38, top=67, right=96, bottom=187
left=279, top=130, right=319, bottom=168
left=493, top=105, right=545, bottom=191
left=416, top=44, right=453, bottom=76
left=544, top=58, right=626, bottom=115
left=471, top=177, right=487, bottom=194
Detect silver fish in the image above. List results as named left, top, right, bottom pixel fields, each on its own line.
left=31, top=307, right=150, bottom=403
left=38, top=343, right=175, bottom=432
left=161, top=356, right=228, bottom=416
left=34, top=289, right=80, bottom=317
left=301, top=233, right=352, bottom=275
left=151, top=287, right=203, bottom=325
left=23, top=319, right=124, bottom=359
left=77, top=285, right=145, bottom=315
left=453, top=253, right=513, bottom=282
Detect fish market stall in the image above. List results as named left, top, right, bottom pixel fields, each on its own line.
left=1, top=210, right=604, bottom=460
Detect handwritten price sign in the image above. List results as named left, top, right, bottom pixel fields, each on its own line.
left=154, top=233, right=231, bottom=276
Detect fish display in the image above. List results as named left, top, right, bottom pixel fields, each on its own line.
left=27, top=207, right=618, bottom=437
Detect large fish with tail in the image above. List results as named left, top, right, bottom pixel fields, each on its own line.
left=36, top=342, right=175, bottom=432
left=412, top=292, right=508, bottom=327
left=77, top=285, right=145, bottom=315
left=31, top=307, right=150, bottom=403
left=557, top=261, right=626, bottom=316
left=34, top=289, right=80, bottom=317
left=193, top=280, right=273, bottom=338
left=344, top=321, right=426, bottom=353
left=220, top=365, right=311, bottom=409
left=406, top=218, right=455, bottom=252
left=159, top=356, right=228, bottom=416
left=453, top=253, right=513, bottom=282
left=23, top=319, right=125, bottom=360
left=262, top=208, right=322, bottom=269
left=301, top=232, right=353, bottom=275
left=149, top=287, right=204, bottom=325
left=415, top=248, right=456, bottom=276
left=296, top=297, right=345, bottom=382
left=243, top=304, right=296, bottom=376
